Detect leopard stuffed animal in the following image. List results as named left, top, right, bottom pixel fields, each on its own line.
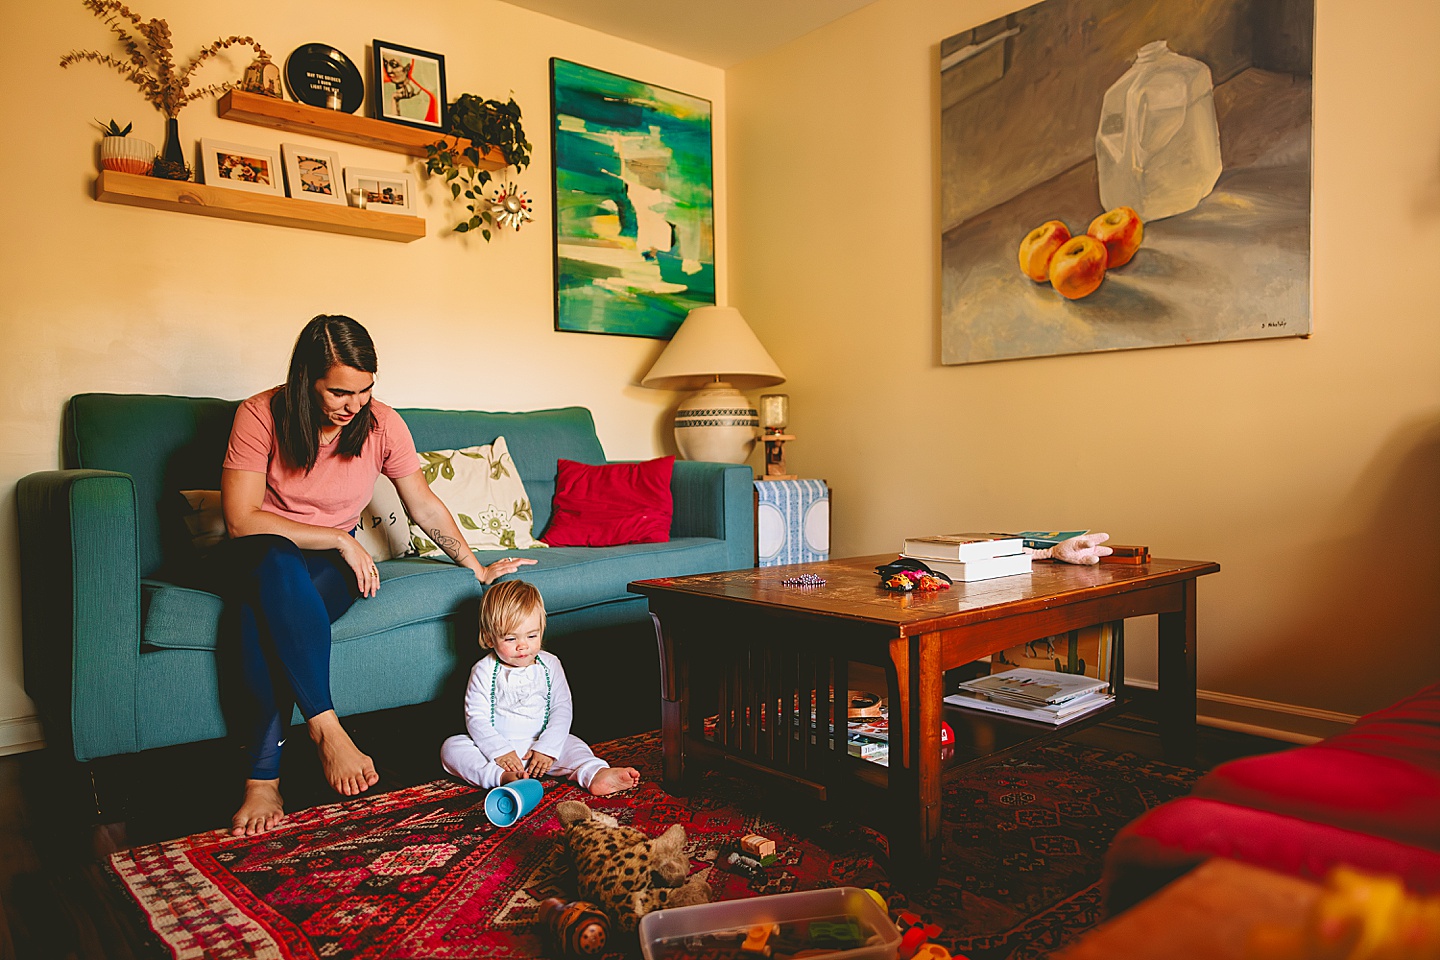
left=556, top=799, right=710, bottom=932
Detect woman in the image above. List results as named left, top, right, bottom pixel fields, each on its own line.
left=213, top=315, right=533, bottom=837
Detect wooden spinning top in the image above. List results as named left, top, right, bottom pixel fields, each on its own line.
left=537, top=897, right=610, bottom=957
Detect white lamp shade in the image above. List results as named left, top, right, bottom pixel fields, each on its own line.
left=641, top=306, right=786, bottom=391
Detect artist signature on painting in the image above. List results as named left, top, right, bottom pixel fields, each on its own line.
left=1261, top=320, right=1288, bottom=328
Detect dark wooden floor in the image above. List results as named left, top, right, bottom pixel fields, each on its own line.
left=0, top=695, right=1286, bottom=960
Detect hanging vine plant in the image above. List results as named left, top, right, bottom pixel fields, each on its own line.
left=424, top=94, right=532, bottom=239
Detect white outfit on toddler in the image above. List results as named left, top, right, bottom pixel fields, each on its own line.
left=440, top=649, right=608, bottom=790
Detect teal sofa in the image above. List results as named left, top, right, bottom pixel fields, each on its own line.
left=18, top=393, right=754, bottom=764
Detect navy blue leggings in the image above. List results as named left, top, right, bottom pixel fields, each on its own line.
left=204, top=534, right=357, bottom=779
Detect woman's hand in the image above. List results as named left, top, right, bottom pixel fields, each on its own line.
left=523, top=749, right=555, bottom=778
left=494, top=751, right=526, bottom=777
left=337, top=535, right=382, bottom=597
left=477, top=556, right=538, bottom=584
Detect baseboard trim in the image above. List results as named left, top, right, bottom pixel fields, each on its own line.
left=0, top=716, right=45, bottom=757
left=1123, top=679, right=1355, bottom=743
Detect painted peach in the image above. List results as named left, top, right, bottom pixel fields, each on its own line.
left=1017, top=220, right=1072, bottom=283
left=1047, top=235, right=1108, bottom=299
left=1087, top=206, right=1143, bottom=268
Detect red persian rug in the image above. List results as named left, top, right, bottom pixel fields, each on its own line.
left=108, top=732, right=1199, bottom=960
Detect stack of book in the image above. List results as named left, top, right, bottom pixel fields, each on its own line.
left=901, top=532, right=1031, bottom=582
left=944, top=666, right=1113, bottom=725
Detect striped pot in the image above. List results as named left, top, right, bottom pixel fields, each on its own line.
left=100, top=136, right=156, bottom=176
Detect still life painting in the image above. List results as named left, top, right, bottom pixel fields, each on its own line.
left=550, top=58, right=716, bottom=339
left=940, top=0, right=1314, bottom=364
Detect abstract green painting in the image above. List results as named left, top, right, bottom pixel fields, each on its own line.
left=550, top=59, right=715, bottom=339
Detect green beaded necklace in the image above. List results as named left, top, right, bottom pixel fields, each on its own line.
left=490, top=654, right=552, bottom=732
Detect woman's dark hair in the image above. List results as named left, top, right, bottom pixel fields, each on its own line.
left=273, top=314, right=378, bottom=471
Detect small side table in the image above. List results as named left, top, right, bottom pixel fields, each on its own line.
left=753, top=478, right=830, bottom=566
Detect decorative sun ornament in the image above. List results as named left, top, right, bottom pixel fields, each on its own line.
left=487, top=182, right=533, bottom=231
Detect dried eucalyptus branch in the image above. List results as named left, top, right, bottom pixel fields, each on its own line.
left=59, top=0, right=267, bottom=118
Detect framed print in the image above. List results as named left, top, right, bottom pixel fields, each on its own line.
left=550, top=58, right=715, bottom=339
left=344, top=167, right=416, bottom=214
left=281, top=143, right=345, bottom=205
left=198, top=139, right=283, bottom=196
left=938, top=0, right=1313, bottom=364
left=372, top=40, right=446, bottom=131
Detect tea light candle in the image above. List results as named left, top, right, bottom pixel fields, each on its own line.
left=759, top=394, right=789, bottom=432
left=325, top=90, right=343, bottom=110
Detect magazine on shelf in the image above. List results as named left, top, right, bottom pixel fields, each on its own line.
left=900, top=533, right=1024, bottom=561
left=944, top=688, right=1114, bottom=725
left=904, top=553, right=1032, bottom=583
left=955, top=666, right=1107, bottom=705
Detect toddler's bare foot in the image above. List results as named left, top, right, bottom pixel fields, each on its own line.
left=232, top=779, right=286, bottom=837
left=500, top=769, right=525, bottom=785
left=589, top=766, right=640, bottom=796
left=308, top=710, right=379, bottom=797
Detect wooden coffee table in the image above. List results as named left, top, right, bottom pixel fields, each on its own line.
left=630, top=554, right=1220, bottom=873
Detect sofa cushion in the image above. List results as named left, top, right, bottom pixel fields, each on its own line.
left=408, top=438, right=544, bottom=556
left=1193, top=746, right=1440, bottom=852
left=475, top=538, right=728, bottom=613
left=356, top=476, right=412, bottom=562
left=1108, top=797, right=1440, bottom=896
left=540, top=457, right=674, bottom=547
left=140, top=536, right=732, bottom=653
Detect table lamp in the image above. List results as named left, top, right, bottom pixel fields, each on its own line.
left=641, top=306, right=785, bottom=463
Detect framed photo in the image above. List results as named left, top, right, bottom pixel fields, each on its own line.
left=280, top=143, right=345, bottom=205
left=198, top=139, right=283, bottom=196
left=372, top=40, right=446, bottom=131
left=550, top=59, right=715, bottom=339
left=344, top=167, right=416, bottom=215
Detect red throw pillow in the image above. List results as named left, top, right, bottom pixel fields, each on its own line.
left=539, top=456, right=675, bottom=547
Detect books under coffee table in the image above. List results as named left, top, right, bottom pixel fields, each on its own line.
left=946, top=666, right=1114, bottom=725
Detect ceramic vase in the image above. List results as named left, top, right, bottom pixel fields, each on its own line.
left=673, top=382, right=760, bottom=464
left=99, top=136, right=156, bottom=175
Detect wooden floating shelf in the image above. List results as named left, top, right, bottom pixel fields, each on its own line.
left=217, top=89, right=507, bottom=168
left=94, top=170, right=426, bottom=243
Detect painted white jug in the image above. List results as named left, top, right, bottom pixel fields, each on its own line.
left=1095, top=40, right=1223, bottom=221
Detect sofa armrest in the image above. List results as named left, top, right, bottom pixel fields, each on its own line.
left=17, top=469, right=142, bottom=761
left=669, top=461, right=755, bottom=571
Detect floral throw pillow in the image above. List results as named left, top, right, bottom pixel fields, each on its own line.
left=406, top=436, right=546, bottom=557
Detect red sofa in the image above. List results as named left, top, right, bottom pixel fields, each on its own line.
left=1103, top=682, right=1440, bottom=912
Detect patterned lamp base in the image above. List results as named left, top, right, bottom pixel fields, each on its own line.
left=673, top=382, right=759, bottom=463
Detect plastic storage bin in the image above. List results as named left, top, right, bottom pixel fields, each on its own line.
left=639, top=886, right=901, bottom=960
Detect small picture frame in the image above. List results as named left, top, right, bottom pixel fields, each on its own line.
left=372, top=40, right=446, bottom=131
left=344, top=167, right=416, bottom=214
left=198, top=139, right=283, bottom=195
left=281, top=143, right=346, bottom=204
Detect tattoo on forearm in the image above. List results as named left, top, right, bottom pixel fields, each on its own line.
left=429, top=528, right=465, bottom=562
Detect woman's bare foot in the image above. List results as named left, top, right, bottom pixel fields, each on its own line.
left=588, top=766, right=640, bottom=796
left=232, top=779, right=286, bottom=837
left=307, top=710, right=379, bottom=797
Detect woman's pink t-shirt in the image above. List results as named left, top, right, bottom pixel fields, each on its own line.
left=223, top=387, right=422, bottom=532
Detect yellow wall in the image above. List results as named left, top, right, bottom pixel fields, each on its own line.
left=0, top=0, right=724, bottom=750
left=728, top=0, right=1440, bottom=735
left=6, top=0, right=1437, bottom=751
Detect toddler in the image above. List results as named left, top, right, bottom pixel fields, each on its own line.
left=440, top=580, right=640, bottom=795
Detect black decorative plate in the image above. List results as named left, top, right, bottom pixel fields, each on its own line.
left=285, top=43, right=364, bottom=113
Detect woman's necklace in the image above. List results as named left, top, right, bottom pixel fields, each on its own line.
left=491, top=656, right=552, bottom=732
left=319, top=425, right=341, bottom=445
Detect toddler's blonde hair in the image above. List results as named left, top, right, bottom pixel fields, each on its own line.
left=479, top=579, right=547, bottom=649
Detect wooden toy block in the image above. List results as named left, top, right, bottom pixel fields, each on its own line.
left=740, top=834, right=777, bottom=858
